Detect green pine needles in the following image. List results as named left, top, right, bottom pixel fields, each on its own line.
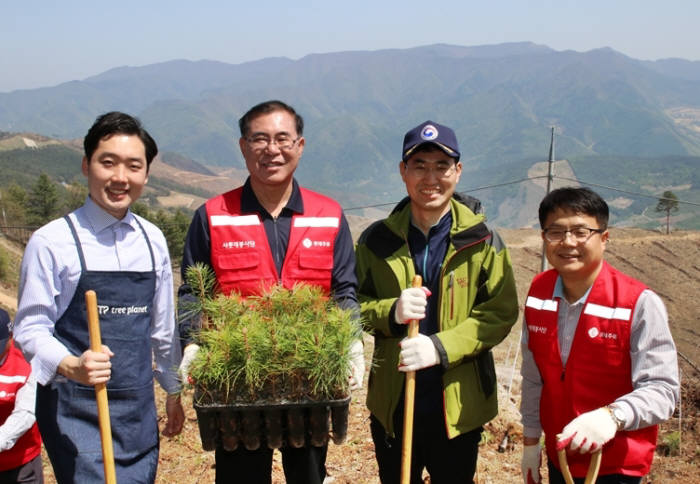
left=184, top=263, right=359, bottom=405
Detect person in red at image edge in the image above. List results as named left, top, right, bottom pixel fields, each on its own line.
left=177, top=100, right=361, bottom=484
left=0, top=309, right=43, bottom=484
left=520, top=187, right=680, bottom=484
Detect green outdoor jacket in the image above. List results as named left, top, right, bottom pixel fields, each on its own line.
left=355, top=194, right=519, bottom=438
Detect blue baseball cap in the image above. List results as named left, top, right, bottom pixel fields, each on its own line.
left=402, top=120, right=461, bottom=162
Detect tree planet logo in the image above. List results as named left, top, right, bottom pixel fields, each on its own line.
left=302, top=238, right=312, bottom=248
left=588, top=327, right=600, bottom=338
left=421, top=125, right=438, bottom=140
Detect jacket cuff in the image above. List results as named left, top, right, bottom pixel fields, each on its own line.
left=429, top=334, right=448, bottom=370
left=388, top=300, right=405, bottom=336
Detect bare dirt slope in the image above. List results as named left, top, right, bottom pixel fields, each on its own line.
left=1, top=228, right=697, bottom=483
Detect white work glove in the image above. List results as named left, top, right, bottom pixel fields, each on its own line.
left=395, top=287, right=430, bottom=324
left=521, top=443, right=541, bottom=483
left=557, top=407, right=617, bottom=454
left=348, top=340, right=365, bottom=391
left=398, top=334, right=439, bottom=372
left=178, top=344, right=200, bottom=385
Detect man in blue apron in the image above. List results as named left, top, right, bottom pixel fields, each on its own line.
left=14, top=112, right=185, bottom=483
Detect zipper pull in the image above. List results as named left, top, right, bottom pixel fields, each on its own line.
left=560, top=369, right=565, bottom=381
left=448, top=271, right=455, bottom=320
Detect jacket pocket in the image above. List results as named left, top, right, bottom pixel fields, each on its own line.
left=299, top=252, right=334, bottom=270
left=215, top=251, right=261, bottom=281
left=476, top=350, right=496, bottom=398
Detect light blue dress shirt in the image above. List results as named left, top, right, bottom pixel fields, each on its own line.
left=14, top=197, right=181, bottom=394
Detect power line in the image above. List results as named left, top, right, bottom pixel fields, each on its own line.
left=343, top=176, right=547, bottom=212
left=557, top=176, right=700, bottom=207
left=344, top=174, right=700, bottom=212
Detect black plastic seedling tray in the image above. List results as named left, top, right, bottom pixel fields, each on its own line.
left=193, top=396, right=351, bottom=451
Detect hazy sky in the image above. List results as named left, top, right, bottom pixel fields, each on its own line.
left=2, top=0, right=699, bottom=93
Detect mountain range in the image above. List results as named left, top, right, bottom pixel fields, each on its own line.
left=1, top=42, right=698, bottom=228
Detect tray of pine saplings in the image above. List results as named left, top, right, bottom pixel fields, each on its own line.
left=183, top=263, right=358, bottom=451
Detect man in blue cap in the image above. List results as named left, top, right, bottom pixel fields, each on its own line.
left=355, top=120, right=518, bottom=483
left=0, top=308, right=44, bottom=483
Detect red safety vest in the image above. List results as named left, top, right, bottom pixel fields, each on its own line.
left=206, top=186, right=340, bottom=297
left=524, top=261, right=657, bottom=477
left=0, top=342, right=42, bottom=471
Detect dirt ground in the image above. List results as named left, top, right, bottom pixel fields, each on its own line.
left=2, top=228, right=698, bottom=483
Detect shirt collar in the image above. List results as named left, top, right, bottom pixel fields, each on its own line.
left=553, top=276, right=593, bottom=306
left=408, top=210, right=452, bottom=239
left=84, top=196, right=137, bottom=233
left=240, top=178, right=303, bottom=216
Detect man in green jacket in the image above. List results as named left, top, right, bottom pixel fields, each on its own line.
left=355, top=120, right=518, bottom=483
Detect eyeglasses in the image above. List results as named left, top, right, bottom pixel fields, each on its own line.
left=404, top=161, right=457, bottom=178
left=245, top=135, right=301, bottom=151
left=543, top=227, right=606, bottom=243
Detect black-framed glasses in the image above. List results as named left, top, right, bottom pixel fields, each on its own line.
left=245, top=135, right=301, bottom=151
left=543, top=226, right=606, bottom=243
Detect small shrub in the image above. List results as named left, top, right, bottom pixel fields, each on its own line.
left=480, top=430, right=494, bottom=446
left=658, top=431, right=681, bottom=456
left=0, top=247, right=9, bottom=282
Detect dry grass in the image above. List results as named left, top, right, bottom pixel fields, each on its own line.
left=14, top=228, right=700, bottom=483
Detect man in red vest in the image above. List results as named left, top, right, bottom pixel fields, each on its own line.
left=520, top=187, right=679, bottom=483
left=0, top=309, right=43, bottom=483
left=177, top=100, right=361, bottom=484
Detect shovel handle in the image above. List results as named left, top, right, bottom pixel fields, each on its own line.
left=400, top=275, right=423, bottom=484
left=557, top=445, right=602, bottom=484
left=86, top=290, right=117, bottom=484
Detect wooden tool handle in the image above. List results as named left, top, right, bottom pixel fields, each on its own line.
left=400, top=275, right=423, bottom=484
left=85, top=290, right=117, bottom=484
left=557, top=445, right=602, bottom=484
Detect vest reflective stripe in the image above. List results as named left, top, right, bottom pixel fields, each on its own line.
left=525, top=296, right=558, bottom=312
left=0, top=343, right=42, bottom=471
left=293, top=217, right=339, bottom=228
left=525, top=261, right=656, bottom=478
left=206, top=186, right=340, bottom=297
left=210, top=214, right=261, bottom=227
left=584, top=302, right=632, bottom=320
left=0, top=375, right=27, bottom=384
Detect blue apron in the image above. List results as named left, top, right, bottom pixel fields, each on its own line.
left=37, top=215, right=159, bottom=484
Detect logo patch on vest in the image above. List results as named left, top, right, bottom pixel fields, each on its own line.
left=528, top=324, right=547, bottom=334
left=588, top=327, right=618, bottom=340
left=222, top=240, right=256, bottom=249
left=302, top=237, right=331, bottom=248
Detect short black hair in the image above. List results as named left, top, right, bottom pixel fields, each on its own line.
left=238, top=100, right=304, bottom=138
left=83, top=112, right=158, bottom=170
left=538, top=187, right=609, bottom=229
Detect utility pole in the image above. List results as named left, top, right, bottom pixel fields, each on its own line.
left=540, top=127, right=555, bottom=273
left=0, top=189, right=6, bottom=227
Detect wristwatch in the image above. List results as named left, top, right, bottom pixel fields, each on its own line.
left=605, top=404, right=626, bottom=431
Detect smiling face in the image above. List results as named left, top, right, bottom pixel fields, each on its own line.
left=238, top=110, right=305, bottom=193
left=81, top=134, right=148, bottom=219
left=400, top=147, right=462, bottom=226
left=542, top=208, right=609, bottom=287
